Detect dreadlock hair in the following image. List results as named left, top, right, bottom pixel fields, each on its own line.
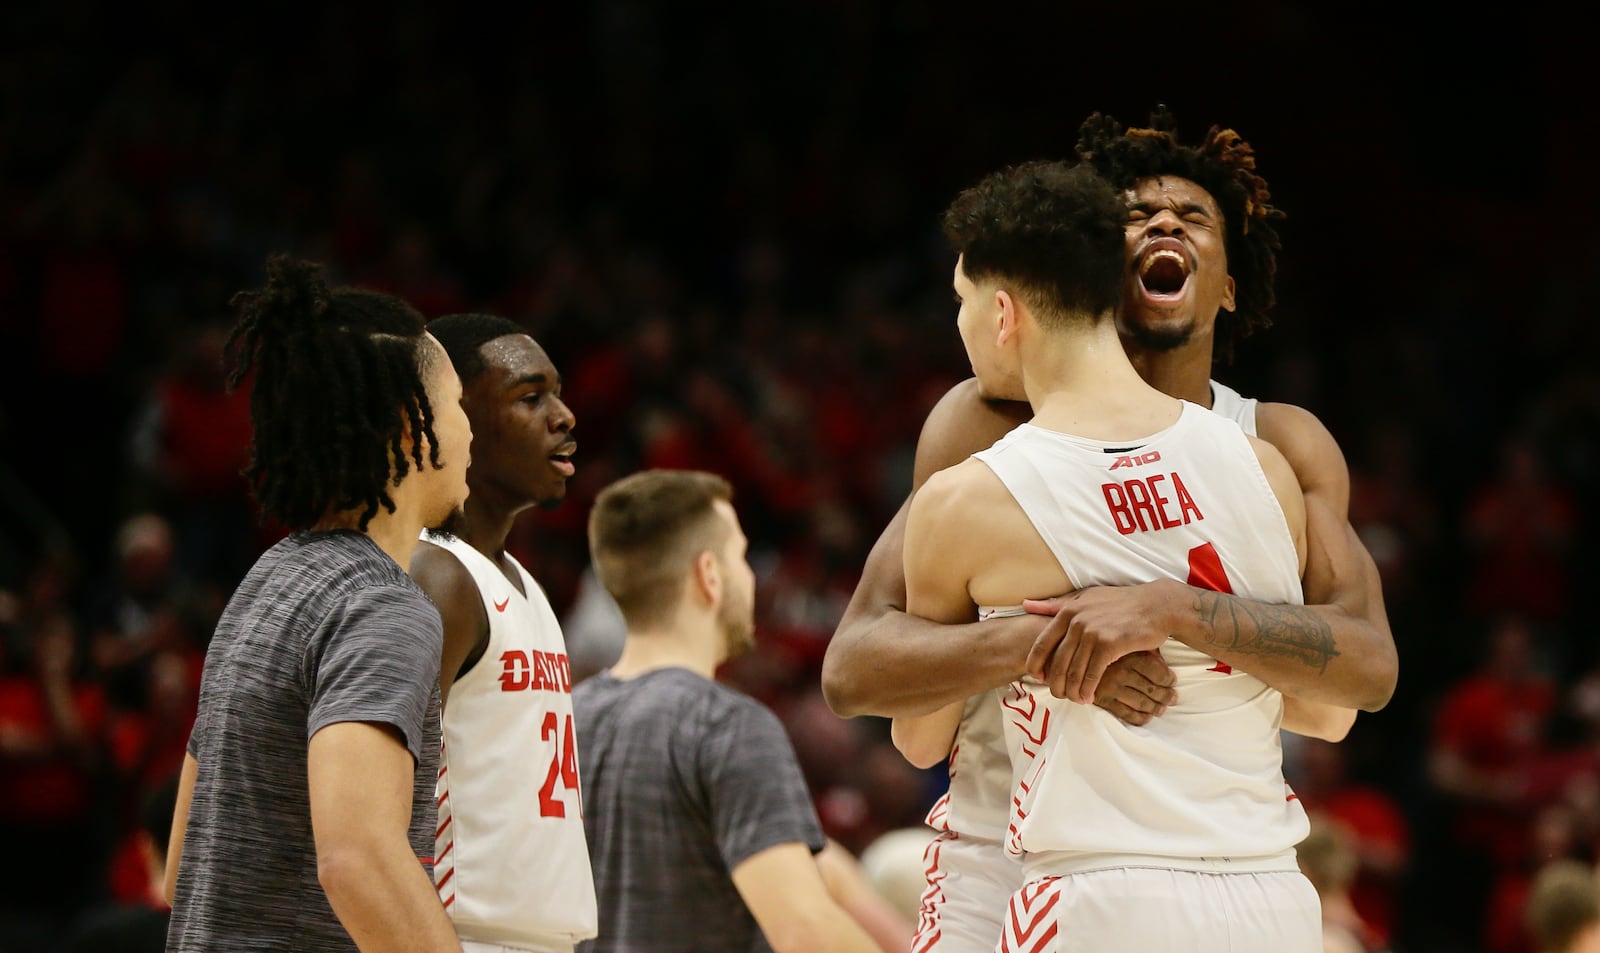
left=942, top=160, right=1127, bottom=330
left=426, top=312, right=531, bottom=388
left=225, top=255, right=442, bottom=533
left=1075, top=105, right=1285, bottom=362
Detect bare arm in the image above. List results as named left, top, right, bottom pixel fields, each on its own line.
left=309, top=722, right=462, bottom=952
left=815, top=838, right=917, bottom=953
left=162, top=751, right=198, bottom=905
left=409, top=541, right=489, bottom=711
left=1174, top=406, right=1396, bottom=709
left=820, top=380, right=1041, bottom=719
left=732, top=842, right=883, bottom=953
left=1027, top=405, right=1397, bottom=712
left=890, top=466, right=993, bottom=766
left=1282, top=697, right=1356, bottom=742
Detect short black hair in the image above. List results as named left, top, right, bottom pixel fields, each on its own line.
left=941, top=160, right=1126, bottom=328
left=225, top=255, right=442, bottom=532
left=427, top=313, right=532, bottom=386
left=1075, top=105, right=1285, bottom=360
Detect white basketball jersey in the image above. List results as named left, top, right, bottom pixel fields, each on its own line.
left=973, top=401, right=1308, bottom=875
left=426, top=534, right=598, bottom=950
left=1209, top=379, right=1259, bottom=436
left=923, top=379, right=1258, bottom=846
left=925, top=655, right=1013, bottom=843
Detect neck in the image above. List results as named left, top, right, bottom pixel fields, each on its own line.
left=314, top=499, right=430, bottom=572
left=1121, top=333, right=1217, bottom=407
left=456, top=492, right=529, bottom=563
left=1021, top=319, right=1173, bottom=435
left=607, top=619, right=722, bottom=680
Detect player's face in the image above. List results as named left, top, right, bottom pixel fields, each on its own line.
left=953, top=256, right=1024, bottom=402
left=461, top=334, right=577, bottom=513
left=711, top=501, right=757, bottom=662
left=1119, top=176, right=1237, bottom=353
left=421, top=335, right=473, bottom=531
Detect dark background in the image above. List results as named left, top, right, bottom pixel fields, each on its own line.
left=1, top=3, right=1596, bottom=952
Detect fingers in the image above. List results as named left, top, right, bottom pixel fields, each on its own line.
left=1079, top=641, right=1116, bottom=706
left=1094, top=652, right=1177, bottom=714
left=1056, top=616, right=1093, bottom=703
left=1095, top=698, right=1155, bottom=727
left=1025, top=612, right=1071, bottom=681
left=1123, top=650, right=1177, bottom=689
left=1022, top=594, right=1072, bottom=617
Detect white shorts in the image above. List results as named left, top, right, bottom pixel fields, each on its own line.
left=461, top=941, right=574, bottom=953
left=912, top=830, right=1024, bottom=953
left=993, top=868, right=1322, bottom=953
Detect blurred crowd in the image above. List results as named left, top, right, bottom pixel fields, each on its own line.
left=2, top=4, right=1598, bottom=953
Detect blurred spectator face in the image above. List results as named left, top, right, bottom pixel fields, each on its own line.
left=117, top=514, right=175, bottom=591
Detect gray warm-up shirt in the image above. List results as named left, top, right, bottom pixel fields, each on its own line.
left=167, top=530, right=443, bottom=953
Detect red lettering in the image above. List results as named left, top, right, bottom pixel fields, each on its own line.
left=538, top=712, right=581, bottom=818
left=498, top=651, right=530, bottom=692
left=1124, top=478, right=1159, bottom=533
left=1102, top=482, right=1137, bottom=535
left=496, top=650, right=577, bottom=694
left=1109, top=450, right=1161, bottom=469
left=1172, top=472, right=1203, bottom=524
left=1186, top=543, right=1234, bottom=674
left=1148, top=474, right=1182, bottom=529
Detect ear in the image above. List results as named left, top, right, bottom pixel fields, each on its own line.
left=994, top=289, right=1022, bottom=348
left=1219, top=275, right=1237, bottom=313
left=691, top=550, right=721, bottom=608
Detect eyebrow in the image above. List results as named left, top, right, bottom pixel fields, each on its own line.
left=1129, top=200, right=1213, bottom=217
left=510, top=372, right=560, bottom=388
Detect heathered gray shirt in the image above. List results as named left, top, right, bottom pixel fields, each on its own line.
left=573, top=668, right=825, bottom=953
left=167, top=531, right=444, bottom=952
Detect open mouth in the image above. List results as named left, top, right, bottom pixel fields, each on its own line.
left=549, top=444, right=576, bottom=477
left=1137, top=244, right=1191, bottom=299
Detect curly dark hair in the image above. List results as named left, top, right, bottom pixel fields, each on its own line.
left=224, top=255, right=443, bottom=532
left=942, top=160, right=1127, bottom=328
left=1075, top=105, right=1285, bottom=361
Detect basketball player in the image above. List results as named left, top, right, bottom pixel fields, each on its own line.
left=163, top=256, right=469, bottom=952
left=409, top=313, right=597, bottom=953
left=574, top=470, right=884, bottom=953
left=820, top=107, right=1397, bottom=953
left=897, top=158, right=1319, bottom=949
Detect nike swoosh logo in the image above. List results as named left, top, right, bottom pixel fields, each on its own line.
left=494, top=597, right=510, bottom=613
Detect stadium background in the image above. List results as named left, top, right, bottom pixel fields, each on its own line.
left=1, top=2, right=1595, bottom=951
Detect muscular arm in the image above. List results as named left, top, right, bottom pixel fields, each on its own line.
left=891, top=466, right=987, bottom=767
left=1029, top=404, right=1397, bottom=713
left=309, top=722, right=463, bottom=952
left=409, top=541, right=490, bottom=711
left=1175, top=405, right=1396, bottom=710
left=820, top=380, right=1040, bottom=719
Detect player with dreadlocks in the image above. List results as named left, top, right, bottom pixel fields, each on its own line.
left=163, top=255, right=473, bottom=953
left=821, top=108, right=1397, bottom=952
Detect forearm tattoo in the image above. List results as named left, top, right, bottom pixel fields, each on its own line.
left=1190, top=591, right=1339, bottom=673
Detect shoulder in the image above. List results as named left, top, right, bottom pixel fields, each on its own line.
left=1253, top=402, right=1350, bottom=486
left=1246, top=433, right=1304, bottom=503
left=914, top=377, right=1030, bottom=489
left=408, top=539, right=482, bottom=618
left=909, top=457, right=1005, bottom=530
